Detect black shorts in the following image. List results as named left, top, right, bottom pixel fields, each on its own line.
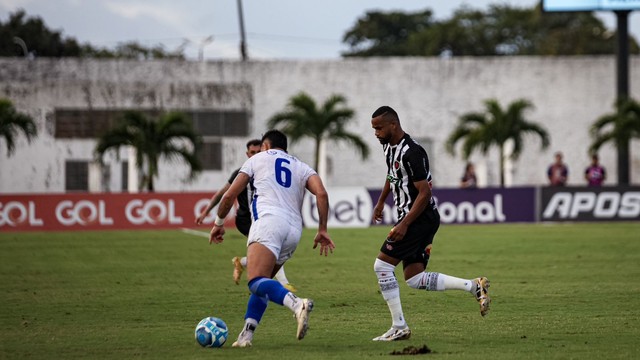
left=380, top=219, right=439, bottom=269
left=235, top=215, right=252, bottom=237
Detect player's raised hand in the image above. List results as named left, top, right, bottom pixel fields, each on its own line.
left=313, top=230, right=335, bottom=256
left=209, top=225, right=225, bottom=244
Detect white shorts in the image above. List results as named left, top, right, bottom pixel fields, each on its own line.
left=247, top=214, right=302, bottom=265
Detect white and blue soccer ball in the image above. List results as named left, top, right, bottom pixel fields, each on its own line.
left=195, top=316, right=228, bottom=348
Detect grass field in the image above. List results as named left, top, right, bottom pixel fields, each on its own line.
left=1, top=223, right=640, bottom=359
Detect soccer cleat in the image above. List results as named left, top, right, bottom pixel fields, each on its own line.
left=372, top=327, right=412, bottom=341
left=231, top=329, right=253, bottom=348
left=283, top=283, right=297, bottom=292
left=294, top=298, right=314, bottom=340
left=232, top=257, right=244, bottom=285
left=473, top=277, right=491, bottom=316
left=231, top=339, right=252, bottom=348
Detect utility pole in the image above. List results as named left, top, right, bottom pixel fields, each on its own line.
left=198, top=35, right=213, bottom=62
left=615, top=10, right=630, bottom=185
left=237, top=0, right=248, bottom=61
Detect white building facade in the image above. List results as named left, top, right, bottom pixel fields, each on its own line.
left=1, top=56, right=639, bottom=193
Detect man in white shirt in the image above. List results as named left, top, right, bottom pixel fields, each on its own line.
left=209, top=129, right=334, bottom=347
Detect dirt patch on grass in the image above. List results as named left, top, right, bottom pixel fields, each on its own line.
left=390, top=345, right=432, bottom=355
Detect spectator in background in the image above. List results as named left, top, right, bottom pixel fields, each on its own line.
left=547, top=151, right=568, bottom=186
left=585, top=154, right=606, bottom=187
left=460, top=162, right=477, bottom=189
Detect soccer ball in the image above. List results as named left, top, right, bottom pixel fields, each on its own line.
left=195, top=316, right=228, bottom=348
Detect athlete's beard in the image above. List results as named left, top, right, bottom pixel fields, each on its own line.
left=377, top=136, right=389, bottom=145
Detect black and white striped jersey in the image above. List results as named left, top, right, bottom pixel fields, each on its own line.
left=383, top=133, right=437, bottom=223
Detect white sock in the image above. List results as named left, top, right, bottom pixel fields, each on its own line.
left=274, top=266, right=290, bottom=285
left=406, top=272, right=473, bottom=292
left=386, top=297, right=406, bottom=328
left=239, top=318, right=258, bottom=341
left=282, top=291, right=300, bottom=312
left=240, top=257, right=247, bottom=268
left=374, top=259, right=407, bottom=328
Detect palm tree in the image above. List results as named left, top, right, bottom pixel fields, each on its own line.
left=446, top=98, right=550, bottom=187
left=0, top=98, right=38, bottom=157
left=589, top=98, right=640, bottom=185
left=94, top=111, right=202, bottom=192
left=267, top=92, right=369, bottom=172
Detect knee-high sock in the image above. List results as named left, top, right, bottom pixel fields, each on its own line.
left=240, top=294, right=266, bottom=339
left=406, top=272, right=473, bottom=292
left=248, top=276, right=301, bottom=312
left=245, top=293, right=268, bottom=322
left=374, top=258, right=407, bottom=328
left=274, top=266, right=290, bottom=285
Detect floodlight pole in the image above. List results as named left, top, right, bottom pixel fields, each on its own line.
left=615, top=10, right=630, bottom=185
left=237, top=0, right=248, bottom=61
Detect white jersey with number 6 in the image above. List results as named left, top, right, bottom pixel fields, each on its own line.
left=239, top=149, right=316, bottom=226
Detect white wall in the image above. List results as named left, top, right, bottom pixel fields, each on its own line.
left=0, top=56, right=639, bottom=193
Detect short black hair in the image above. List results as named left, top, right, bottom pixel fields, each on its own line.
left=371, top=106, right=399, bottom=123
left=246, top=139, right=261, bottom=149
left=262, top=130, right=288, bottom=152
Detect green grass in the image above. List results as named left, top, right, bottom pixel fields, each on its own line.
left=1, top=223, right=640, bottom=359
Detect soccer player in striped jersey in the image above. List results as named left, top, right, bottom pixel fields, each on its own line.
left=209, top=130, right=335, bottom=347
left=370, top=106, right=491, bottom=342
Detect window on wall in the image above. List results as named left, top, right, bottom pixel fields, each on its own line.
left=55, top=109, right=247, bottom=173
left=65, top=161, right=89, bottom=191
left=199, top=141, right=223, bottom=170
left=190, top=110, right=249, bottom=137
left=121, top=161, right=129, bottom=192
left=54, top=109, right=250, bottom=138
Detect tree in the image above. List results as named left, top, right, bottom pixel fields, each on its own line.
left=0, top=10, right=184, bottom=59
left=0, top=98, right=38, bottom=157
left=342, top=9, right=435, bottom=57
left=446, top=99, right=550, bottom=187
left=94, top=111, right=202, bottom=192
left=342, top=4, right=638, bottom=57
left=267, top=92, right=369, bottom=172
left=589, top=98, right=640, bottom=185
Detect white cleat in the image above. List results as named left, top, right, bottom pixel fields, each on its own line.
left=294, top=298, right=314, bottom=340
left=372, top=326, right=412, bottom=341
left=231, top=329, right=253, bottom=348
left=231, top=339, right=252, bottom=348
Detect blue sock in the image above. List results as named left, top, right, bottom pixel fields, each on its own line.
left=248, top=276, right=289, bottom=305
left=245, top=294, right=268, bottom=322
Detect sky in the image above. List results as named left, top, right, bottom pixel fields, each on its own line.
left=1, top=0, right=639, bottom=60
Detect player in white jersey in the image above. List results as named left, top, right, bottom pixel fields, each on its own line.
left=195, top=139, right=296, bottom=291
left=209, top=129, right=335, bottom=347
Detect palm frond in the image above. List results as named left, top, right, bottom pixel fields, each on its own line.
left=0, top=98, right=38, bottom=156
left=93, top=110, right=201, bottom=191
left=328, top=130, right=370, bottom=160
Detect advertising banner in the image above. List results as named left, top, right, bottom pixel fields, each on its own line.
left=5, top=185, right=602, bottom=231
left=301, top=187, right=537, bottom=227
left=434, top=187, right=536, bottom=224
left=543, top=0, right=640, bottom=11
left=0, top=192, right=234, bottom=232
left=540, top=186, right=640, bottom=222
